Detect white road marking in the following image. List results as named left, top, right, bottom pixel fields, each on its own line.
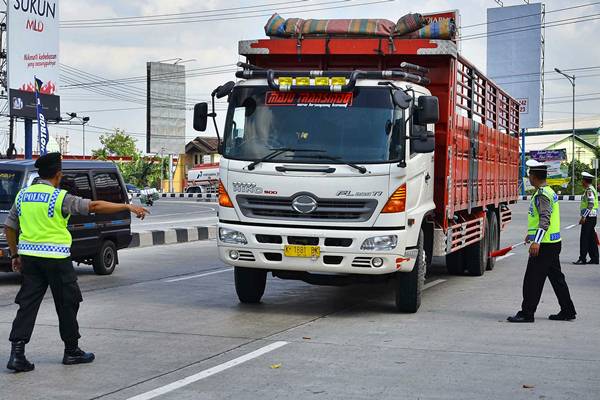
left=126, top=341, right=289, bottom=400
left=496, top=252, right=515, bottom=261
left=165, top=268, right=232, bottom=282
left=134, top=217, right=218, bottom=227
left=565, top=224, right=576, bottom=230
left=423, top=279, right=446, bottom=290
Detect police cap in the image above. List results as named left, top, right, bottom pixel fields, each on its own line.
left=34, top=152, right=62, bottom=178
left=581, top=172, right=594, bottom=180
left=526, top=159, right=547, bottom=173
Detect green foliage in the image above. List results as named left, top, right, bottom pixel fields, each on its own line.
left=92, top=129, right=165, bottom=188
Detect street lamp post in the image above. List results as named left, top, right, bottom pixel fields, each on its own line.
left=554, top=68, right=576, bottom=196
left=67, top=113, right=90, bottom=157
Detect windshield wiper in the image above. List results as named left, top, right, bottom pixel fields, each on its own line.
left=291, top=154, right=368, bottom=174
left=246, top=148, right=324, bottom=170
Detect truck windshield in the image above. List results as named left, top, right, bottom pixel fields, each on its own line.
left=0, top=170, right=23, bottom=212
left=223, top=86, right=404, bottom=164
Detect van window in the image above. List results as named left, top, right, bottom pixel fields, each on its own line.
left=94, top=173, right=125, bottom=203
left=0, top=171, right=23, bottom=211
left=61, top=173, right=93, bottom=199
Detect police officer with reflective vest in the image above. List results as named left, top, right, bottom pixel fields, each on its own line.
left=508, top=160, right=577, bottom=323
left=4, top=153, right=148, bottom=372
left=573, top=171, right=599, bottom=265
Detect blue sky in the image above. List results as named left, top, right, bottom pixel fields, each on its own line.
left=7, top=0, right=600, bottom=155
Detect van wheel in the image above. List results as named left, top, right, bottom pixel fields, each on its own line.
left=486, top=212, right=500, bottom=271
left=395, top=229, right=425, bottom=313
left=93, top=240, right=117, bottom=275
left=234, top=267, right=267, bottom=303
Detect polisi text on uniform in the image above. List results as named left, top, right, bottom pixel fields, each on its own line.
left=13, top=0, right=57, bottom=19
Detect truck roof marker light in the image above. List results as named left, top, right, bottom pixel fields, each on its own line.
left=382, top=184, right=406, bottom=213
left=219, top=180, right=234, bottom=208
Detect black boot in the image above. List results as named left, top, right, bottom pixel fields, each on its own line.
left=507, top=311, right=534, bottom=323
left=549, top=311, right=577, bottom=321
left=572, top=259, right=587, bottom=265
left=6, top=341, right=35, bottom=372
left=63, top=342, right=95, bottom=365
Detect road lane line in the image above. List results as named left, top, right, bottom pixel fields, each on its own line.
left=126, top=341, right=289, bottom=400
left=496, top=252, right=515, bottom=261
left=565, top=224, right=577, bottom=230
left=423, top=279, right=446, bottom=291
left=165, top=268, right=233, bottom=282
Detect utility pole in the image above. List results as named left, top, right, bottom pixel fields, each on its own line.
left=554, top=68, right=576, bottom=196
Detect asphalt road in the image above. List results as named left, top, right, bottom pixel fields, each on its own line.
left=130, top=198, right=217, bottom=230
left=0, top=201, right=599, bottom=399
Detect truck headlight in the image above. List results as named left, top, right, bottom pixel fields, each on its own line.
left=219, top=228, right=247, bottom=245
left=361, top=235, right=397, bottom=251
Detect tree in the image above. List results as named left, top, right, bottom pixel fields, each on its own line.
left=92, top=129, right=164, bottom=188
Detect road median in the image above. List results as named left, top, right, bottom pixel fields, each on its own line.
left=129, top=226, right=216, bottom=248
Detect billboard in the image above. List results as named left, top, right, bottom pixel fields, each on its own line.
left=528, top=149, right=570, bottom=187
left=487, top=4, right=542, bottom=129
left=7, top=0, right=60, bottom=120
left=146, top=62, right=186, bottom=154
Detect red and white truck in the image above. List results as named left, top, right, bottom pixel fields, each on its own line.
left=186, top=163, right=220, bottom=193
left=193, top=11, right=519, bottom=312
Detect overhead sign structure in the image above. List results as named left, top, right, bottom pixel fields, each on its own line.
left=146, top=62, right=186, bottom=155
left=487, top=4, right=542, bottom=129
left=7, top=0, right=60, bottom=120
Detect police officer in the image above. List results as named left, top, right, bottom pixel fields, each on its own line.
left=507, top=159, right=577, bottom=323
left=573, top=171, right=599, bottom=265
left=5, top=153, right=148, bottom=372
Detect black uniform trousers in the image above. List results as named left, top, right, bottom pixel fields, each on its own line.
left=579, top=216, right=599, bottom=262
left=9, top=256, right=82, bottom=345
left=521, top=241, right=576, bottom=317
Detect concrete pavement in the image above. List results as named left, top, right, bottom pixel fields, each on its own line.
left=0, top=201, right=599, bottom=399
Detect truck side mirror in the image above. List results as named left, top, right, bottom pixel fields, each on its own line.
left=193, top=102, right=209, bottom=132
left=392, top=90, right=412, bottom=109
left=411, top=132, right=435, bottom=153
left=415, top=96, right=439, bottom=125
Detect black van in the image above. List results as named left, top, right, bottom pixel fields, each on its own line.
left=0, top=160, right=132, bottom=275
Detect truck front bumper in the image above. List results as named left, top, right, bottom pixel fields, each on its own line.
left=217, top=222, right=417, bottom=275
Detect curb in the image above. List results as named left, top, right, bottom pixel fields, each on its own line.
left=521, top=195, right=597, bottom=201
left=129, top=226, right=216, bottom=248
left=134, top=193, right=217, bottom=200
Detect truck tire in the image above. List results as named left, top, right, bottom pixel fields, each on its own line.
left=486, top=212, right=500, bottom=271
left=446, top=249, right=465, bottom=275
left=465, top=220, right=488, bottom=276
left=395, top=229, right=425, bottom=313
left=234, top=267, right=267, bottom=303
left=93, top=240, right=117, bottom=275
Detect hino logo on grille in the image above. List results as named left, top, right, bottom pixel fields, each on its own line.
left=292, top=195, right=318, bottom=214
left=232, top=182, right=263, bottom=194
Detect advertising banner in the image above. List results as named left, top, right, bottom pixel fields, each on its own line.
left=35, top=77, right=49, bottom=155
left=8, top=0, right=60, bottom=120
left=528, top=149, right=570, bottom=187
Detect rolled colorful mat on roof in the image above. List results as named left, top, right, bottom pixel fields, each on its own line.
left=301, top=18, right=395, bottom=37
left=393, top=13, right=427, bottom=36
left=400, top=18, right=456, bottom=39
left=265, top=13, right=287, bottom=37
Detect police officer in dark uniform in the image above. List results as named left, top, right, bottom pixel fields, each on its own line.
left=5, top=153, right=148, bottom=372
left=507, top=160, right=577, bottom=323
left=573, top=171, right=599, bottom=265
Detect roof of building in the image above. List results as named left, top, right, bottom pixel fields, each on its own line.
left=185, top=137, right=219, bottom=154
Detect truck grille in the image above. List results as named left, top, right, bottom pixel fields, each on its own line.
left=237, top=195, right=377, bottom=222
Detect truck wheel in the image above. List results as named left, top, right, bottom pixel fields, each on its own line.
left=395, top=229, right=425, bottom=313
left=446, top=249, right=465, bottom=275
left=486, top=212, right=500, bottom=271
left=93, top=240, right=117, bottom=275
left=465, top=221, right=488, bottom=276
left=234, top=267, right=267, bottom=303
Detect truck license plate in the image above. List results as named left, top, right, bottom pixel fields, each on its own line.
left=284, top=245, right=320, bottom=258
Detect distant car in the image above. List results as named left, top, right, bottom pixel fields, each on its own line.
left=126, top=183, right=140, bottom=194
